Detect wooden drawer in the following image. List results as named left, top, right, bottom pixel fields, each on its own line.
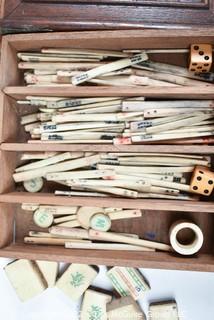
left=0, top=202, right=214, bottom=272
left=1, top=29, right=214, bottom=95
left=1, top=92, right=214, bottom=148
left=0, top=149, right=214, bottom=206
left=0, top=30, right=214, bottom=271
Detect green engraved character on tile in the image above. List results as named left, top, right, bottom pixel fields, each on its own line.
left=88, top=305, right=103, bottom=320
left=39, top=213, right=49, bottom=224
left=70, top=272, right=85, bottom=288
left=96, top=218, right=105, bottom=228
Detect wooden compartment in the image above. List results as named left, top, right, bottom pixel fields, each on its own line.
left=1, top=92, right=214, bottom=146
left=0, top=148, right=213, bottom=207
left=1, top=29, right=214, bottom=97
left=0, top=93, right=38, bottom=144
left=0, top=202, right=213, bottom=272
left=0, top=29, right=214, bottom=271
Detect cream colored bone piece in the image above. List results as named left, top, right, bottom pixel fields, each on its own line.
left=80, top=289, right=112, bottom=320
left=19, top=62, right=104, bottom=70
left=42, top=48, right=128, bottom=57
left=149, top=301, right=179, bottom=320
left=23, top=177, right=44, bottom=193
left=50, top=226, right=90, bottom=239
left=46, top=170, right=114, bottom=181
left=122, top=100, right=214, bottom=111
left=56, top=264, right=98, bottom=300
left=131, top=130, right=214, bottom=143
left=71, top=185, right=138, bottom=198
left=107, top=267, right=150, bottom=300
left=33, top=209, right=54, bottom=228
left=21, top=113, right=38, bottom=125
left=52, top=112, right=143, bottom=123
left=16, top=152, right=81, bottom=172
left=55, top=219, right=81, bottom=228
left=169, top=221, right=204, bottom=255
left=77, top=206, right=104, bottom=229
left=13, top=154, right=101, bottom=182
left=107, top=296, right=145, bottom=320
left=97, top=164, right=194, bottom=174
left=89, top=230, right=171, bottom=252
left=54, top=215, right=77, bottom=224
left=4, top=259, right=47, bottom=302
left=65, top=242, right=154, bottom=251
left=38, top=205, right=78, bottom=216
left=132, top=69, right=209, bottom=86
left=108, top=209, right=142, bottom=220
left=55, top=190, right=109, bottom=197
left=29, top=231, right=90, bottom=239
left=72, top=53, right=148, bottom=85
left=90, top=213, right=112, bottom=232
left=47, top=97, right=120, bottom=109
left=36, top=261, right=58, bottom=287
left=130, top=75, right=178, bottom=86
left=21, top=203, right=39, bottom=211
left=20, top=152, right=59, bottom=160
left=68, top=179, right=151, bottom=192
left=24, top=237, right=91, bottom=245
left=146, top=114, right=214, bottom=134
left=37, top=122, right=124, bottom=133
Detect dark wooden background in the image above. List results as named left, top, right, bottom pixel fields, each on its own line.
left=0, top=0, right=214, bottom=33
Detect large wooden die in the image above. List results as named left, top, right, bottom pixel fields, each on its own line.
left=189, top=44, right=212, bottom=73
left=190, top=166, right=214, bottom=196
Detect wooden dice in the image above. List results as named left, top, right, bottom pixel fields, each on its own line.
left=190, top=166, right=214, bottom=196
left=189, top=44, right=212, bottom=73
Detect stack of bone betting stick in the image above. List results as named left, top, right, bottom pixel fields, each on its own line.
left=18, top=96, right=214, bottom=144
left=22, top=204, right=171, bottom=252
left=13, top=151, right=211, bottom=200
left=18, top=48, right=214, bottom=86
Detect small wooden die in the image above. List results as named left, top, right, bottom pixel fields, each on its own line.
left=189, top=44, right=212, bottom=73
left=190, top=166, right=214, bottom=196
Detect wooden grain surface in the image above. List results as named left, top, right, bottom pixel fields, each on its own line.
left=2, top=143, right=214, bottom=154
left=0, top=0, right=214, bottom=32
left=0, top=203, right=15, bottom=248
left=0, top=192, right=213, bottom=213
left=0, top=201, right=213, bottom=271
left=4, top=86, right=214, bottom=99
left=0, top=244, right=214, bottom=271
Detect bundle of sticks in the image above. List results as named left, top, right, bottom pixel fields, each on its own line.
left=18, top=96, right=214, bottom=144
left=13, top=151, right=211, bottom=200
left=17, top=48, right=214, bottom=86
left=22, top=203, right=171, bottom=252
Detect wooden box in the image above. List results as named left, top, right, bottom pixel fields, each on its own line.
left=0, top=0, right=214, bottom=33
left=0, top=30, right=213, bottom=271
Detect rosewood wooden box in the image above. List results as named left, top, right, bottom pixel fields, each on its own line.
left=0, top=29, right=213, bottom=271
left=0, top=0, right=214, bottom=33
